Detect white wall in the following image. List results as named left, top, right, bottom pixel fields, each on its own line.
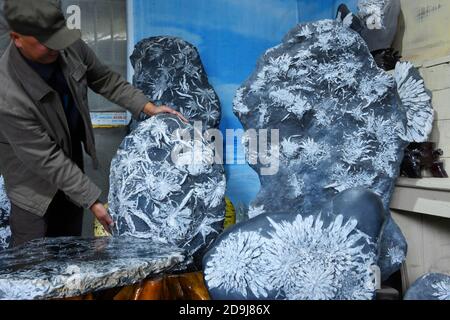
left=391, top=0, right=450, bottom=288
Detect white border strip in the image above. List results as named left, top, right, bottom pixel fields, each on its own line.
left=126, top=0, right=135, bottom=83
left=126, top=0, right=135, bottom=123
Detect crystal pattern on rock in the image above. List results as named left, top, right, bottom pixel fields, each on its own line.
left=232, top=19, right=433, bottom=280
left=203, top=188, right=385, bottom=300
left=404, top=273, right=450, bottom=300
left=110, top=37, right=225, bottom=269
left=0, top=237, right=185, bottom=300
left=109, top=114, right=226, bottom=267
left=0, top=176, right=11, bottom=250
left=130, top=36, right=221, bottom=129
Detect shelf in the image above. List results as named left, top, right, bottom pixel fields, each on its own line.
left=390, top=177, right=450, bottom=219
left=396, top=177, right=450, bottom=191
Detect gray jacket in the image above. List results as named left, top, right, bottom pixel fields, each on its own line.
left=0, top=39, right=149, bottom=216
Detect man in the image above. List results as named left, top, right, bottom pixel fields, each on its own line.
left=0, top=0, right=187, bottom=247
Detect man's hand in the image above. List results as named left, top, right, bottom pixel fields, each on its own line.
left=90, top=202, right=114, bottom=235
left=143, top=102, right=189, bottom=123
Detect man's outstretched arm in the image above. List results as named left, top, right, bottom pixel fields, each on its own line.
left=0, top=106, right=113, bottom=232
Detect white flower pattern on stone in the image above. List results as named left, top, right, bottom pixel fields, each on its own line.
left=204, top=231, right=268, bottom=298
left=386, top=246, right=405, bottom=266
left=205, top=214, right=377, bottom=300
left=432, top=280, right=450, bottom=300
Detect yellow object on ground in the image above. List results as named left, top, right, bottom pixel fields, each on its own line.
left=94, top=203, right=112, bottom=237
left=94, top=219, right=111, bottom=237
left=224, top=197, right=236, bottom=229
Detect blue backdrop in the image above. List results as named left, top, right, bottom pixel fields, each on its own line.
left=130, top=0, right=358, bottom=208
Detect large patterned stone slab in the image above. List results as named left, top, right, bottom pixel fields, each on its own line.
left=203, top=188, right=385, bottom=300
left=233, top=19, right=433, bottom=280
left=404, top=273, right=450, bottom=300
left=0, top=176, right=11, bottom=250
left=109, top=114, right=226, bottom=268
left=130, top=36, right=221, bottom=129
left=0, top=236, right=185, bottom=300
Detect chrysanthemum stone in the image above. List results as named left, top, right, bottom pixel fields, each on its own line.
left=203, top=188, right=385, bottom=300
left=404, top=273, right=450, bottom=300
left=130, top=36, right=221, bottom=129
left=108, top=115, right=226, bottom=268
left=233, top=19, right=433, bottom=280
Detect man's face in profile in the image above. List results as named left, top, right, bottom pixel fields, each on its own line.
left=11, top=32, right=59, bottom=64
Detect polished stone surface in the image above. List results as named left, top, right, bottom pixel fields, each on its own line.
left=113, top=36, right=225, bottom=269
left=0, top=236, right=186, bottom=300
left=404, top=273, right=450, bottom=300
left=130, top=36, right=221, bottom=130
left=233, top=19, right=433, bottom=280
left=109, top=114, right=226, bottom=268
left=203, top=188, right=385, bottom=300
left=0, top=176, right=11, bottom=250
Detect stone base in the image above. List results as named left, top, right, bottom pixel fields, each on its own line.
left=63, top=272, right=210, bottom=300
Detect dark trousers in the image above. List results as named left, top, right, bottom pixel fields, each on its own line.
left=9, top=191, right=84, bottom=248
left=9, top=145, right=85, bottom=248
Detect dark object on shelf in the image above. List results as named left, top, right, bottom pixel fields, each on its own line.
left=401, top=147, right=422, bottom=178
left=401, top=142, right=448, bottom=178
left=371, top=48, right=402, bottom=71
left=203, top=188, right=386, bottom=300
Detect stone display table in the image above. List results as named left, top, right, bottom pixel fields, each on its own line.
left=0, top=237, right=185, bottom=300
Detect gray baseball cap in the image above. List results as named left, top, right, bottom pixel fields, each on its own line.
left=4, top=0, right=81, bottom=50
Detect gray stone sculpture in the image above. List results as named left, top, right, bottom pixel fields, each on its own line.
left=130, top=36, right=221, bottom=130
left=404, top=273, right=450, bottom=300
left=0, top=236, right=185, bottom=300
left=203, top=188, right=385, bottom=300
left=109, top=36, right=225, bottom=269
left=232, top=19, right=433, bottom=281
left=108, top=114, right=226, bottom=268
left=357, top=0, right=401, bottom=52
left=0, top=176, right=11, bottom=250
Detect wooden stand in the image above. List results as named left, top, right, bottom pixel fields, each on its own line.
left=62, top=272, right=210, bottom=300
